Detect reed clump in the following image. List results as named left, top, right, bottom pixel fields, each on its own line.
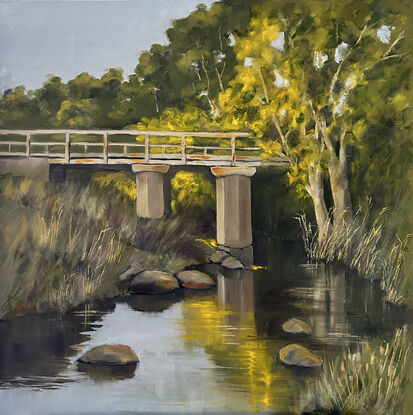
left=312, top=325, right=410, bottom=414
left=297, top=203, right=409, bottom=305
left=0, top=174, right=209, bottom=319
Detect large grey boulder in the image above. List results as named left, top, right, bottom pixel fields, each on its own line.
left=222, top=256, right=244, bottom=270
left=78, top=344, right=139, bottom=366
left=176, top=270, right=215, bottom=289
left=119, top=261, right=145, bottom=283
left=209, top=250, right=230, bottom=264
left=282, top=318, right=312, bottom=335
left=279, top=344, right=322, bottom=368
left=129, top=270, right=179, bottom=294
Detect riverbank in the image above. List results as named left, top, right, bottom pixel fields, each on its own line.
left=0, top=174, right=213, bottom=319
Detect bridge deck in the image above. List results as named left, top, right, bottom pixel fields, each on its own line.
left=0, top=129, right=286, bottom=167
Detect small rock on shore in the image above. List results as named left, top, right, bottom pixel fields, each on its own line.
left=176, top=270, right=215, bottom=289
left=129, top=270, right=179, bottom=294
left=119, top=261, right=145, bottom=283
left=209, top=250, right=230, bottom=264
left=222, top=256, right=244, bottom=269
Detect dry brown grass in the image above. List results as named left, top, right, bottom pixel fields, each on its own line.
left=312, top=326, right=410, bottom=414
left=0, top=174, right=209, bottom=318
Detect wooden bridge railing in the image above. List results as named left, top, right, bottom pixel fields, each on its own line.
left=0, top=129, right=263, bottom=166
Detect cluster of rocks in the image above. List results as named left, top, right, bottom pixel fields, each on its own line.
left=119, top=261, right=216, bottom=294
left=209, top=246, right=245, bottom=269
left=279, top=318, right=323, bottom=368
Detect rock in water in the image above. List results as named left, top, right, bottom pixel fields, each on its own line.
left=209, top=250, right=230, bottom=264
left=221, top=256, right=244, bottom=269
left=176, top=270, right=215, bottom=289
left=78, top=345, right=139, bottom=366
left=279, top=344, right=323, bottom=368
left=282, top=318, right=312, bottom=335
left=118, top=261, right=145, bottom=283
left=129, top=270, right=179, bottom=294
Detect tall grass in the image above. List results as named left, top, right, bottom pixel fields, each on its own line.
left=0, top=174, right=210, bottom=319
left=312, top=325, right=410, bottom=414
left=296, top=203, right=409, bottom=304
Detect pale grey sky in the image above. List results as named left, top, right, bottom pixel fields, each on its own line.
left=0, top=0, right=214, bottom=91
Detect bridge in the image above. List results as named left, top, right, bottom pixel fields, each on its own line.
left=0, top=129, right=286, bottom=264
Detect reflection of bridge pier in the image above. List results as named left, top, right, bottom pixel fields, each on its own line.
left=217, top=270, right=255, bottom=313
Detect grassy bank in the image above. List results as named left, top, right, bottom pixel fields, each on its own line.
left=297, top=204, right=410, bottom=305
left=0, top=174, right=212, bottom=319
left=310, top=326, right=410, bottom=414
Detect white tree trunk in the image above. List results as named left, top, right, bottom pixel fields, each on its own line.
left=328, top=141, right=352, bottom=228
left=306, top=164, right=332, bottom=244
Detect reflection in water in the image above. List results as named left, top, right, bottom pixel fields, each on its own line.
left=77, top=362, right=137, bottom=382
left=0, top=243, right=408, bottom=414
left=126, top=290, right=185, bottom=313
left=217, top=269, right=254, bottom=313
left=0, top=304, right=113, bottom=388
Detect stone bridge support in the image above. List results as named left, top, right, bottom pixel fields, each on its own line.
left=132, top=164, right=170, bottom=219
left=211, top=167, right=256, bottom=251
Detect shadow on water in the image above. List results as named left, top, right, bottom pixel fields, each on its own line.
left=0, top=239, right=409, bottom=414
left=77, top=362, right=137, bottom=382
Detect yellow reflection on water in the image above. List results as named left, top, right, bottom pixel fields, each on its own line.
left=179, top=289, right=308, bottom=413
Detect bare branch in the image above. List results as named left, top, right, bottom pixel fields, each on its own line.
left=383, top=31, right=404, bottom=57
left=271, top=113, right=291, bottom=159
left=215, top=67, right=225, bottom=92
left=364, top=53, right=407, bottom=73
left=258, top=67, right=270, bottom=104
left=310, top=101, right=335, bottom=156
left=218, top=26, right=223, bottom=51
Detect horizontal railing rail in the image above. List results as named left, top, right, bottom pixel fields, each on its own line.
left=0, top=129, right=274, bottom=167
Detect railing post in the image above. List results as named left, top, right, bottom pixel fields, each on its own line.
left=231, top=135, right=236, bottom=166
left=103, top=132, right=108, bottom=164
left=65, top=133, right=71, bottom=163
left=145, top=135, right=150, bottom=162
left=181, top=136, right=186, bottom=164
left=26, top=133, right=30, bottom=157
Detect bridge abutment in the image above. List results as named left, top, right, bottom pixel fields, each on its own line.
left=132, top=164, right=170, bottom=219
left=211, top=167, right=256, bottom=253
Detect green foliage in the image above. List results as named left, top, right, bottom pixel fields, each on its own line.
left=91, top=172, right=137, bottom=203
left=170, top=171, right=215, bottom=221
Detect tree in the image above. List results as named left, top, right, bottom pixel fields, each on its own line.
left=218, top=0, right=410, bottom=237
left=34, top=75, right=67, bottom=127
left=0, top=86, right=45, bottom=128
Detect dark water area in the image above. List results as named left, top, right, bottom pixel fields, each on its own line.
left=0, top=241, right=409, bottom=414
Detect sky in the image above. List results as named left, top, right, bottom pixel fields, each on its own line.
left=0, top=0, right=215, bottom=91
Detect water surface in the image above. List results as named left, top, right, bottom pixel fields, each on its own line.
left=0, top=243, right=406, bottom=414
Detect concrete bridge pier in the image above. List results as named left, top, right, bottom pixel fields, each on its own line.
left=132, top=164, right=170, bottom=219
left=211, top=167, right=256, bottom=265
